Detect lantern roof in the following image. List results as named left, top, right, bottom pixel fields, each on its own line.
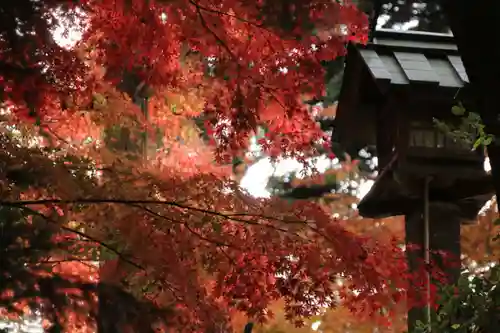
left=358, top=28, right=467, bottom=89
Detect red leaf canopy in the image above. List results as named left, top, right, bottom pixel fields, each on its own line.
left=0, top=1, right=418, bottom=333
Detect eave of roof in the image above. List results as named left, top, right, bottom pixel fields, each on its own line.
left=355, top=29, right=469, bottom=88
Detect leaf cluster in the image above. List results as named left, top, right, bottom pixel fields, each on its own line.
left=412, top=268, right=500, bottom=333
left=411, top=221, right=500, bottom=333
left=434, top=103, right=494, bottom=150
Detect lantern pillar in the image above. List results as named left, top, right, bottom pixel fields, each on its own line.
left=405, top=193, right=461, bottom=331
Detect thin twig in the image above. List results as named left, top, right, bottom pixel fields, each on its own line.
left=131, top=203, right=238, bottom=249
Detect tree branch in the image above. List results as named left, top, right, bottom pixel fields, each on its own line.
left=1, top=198, right=306, bottom=229
left=190, top=2, right=232, bottom=56
left=2, top=198, right=335, bottom=247
left=16, top=205, right=146, bottom=271
left=188, top=0, right=264, bottom=29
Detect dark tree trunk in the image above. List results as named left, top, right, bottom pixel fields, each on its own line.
left=442, top=0, right=500, bottom=212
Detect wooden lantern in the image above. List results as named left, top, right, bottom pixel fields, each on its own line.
left=334, top=24, right=495, bottom=332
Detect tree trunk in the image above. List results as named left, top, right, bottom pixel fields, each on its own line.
left=442, top=0, right=500, bottom=211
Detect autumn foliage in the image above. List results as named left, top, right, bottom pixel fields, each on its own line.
left=0, top=1, right=430, bottom=332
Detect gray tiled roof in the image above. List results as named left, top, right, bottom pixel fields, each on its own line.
left=357, top=32, right=469, bottom=88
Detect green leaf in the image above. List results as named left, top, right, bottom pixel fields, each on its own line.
left=468, top=112, right=482, bottom=122
left=325, top=173, right=337, bottom=184
left=452, top=105, right=466, bottom=116
left=451, top=324, right=460, bottom=329
left=483, top=135, right=493, bottom=146
left=232, top=156, right=243, bottom=166
left=473, top=137, right=483, bottom=150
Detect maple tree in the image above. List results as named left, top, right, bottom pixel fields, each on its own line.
left=0, top=1, right=433, bottom=332
left=250, top=152, right=407, bottom=333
